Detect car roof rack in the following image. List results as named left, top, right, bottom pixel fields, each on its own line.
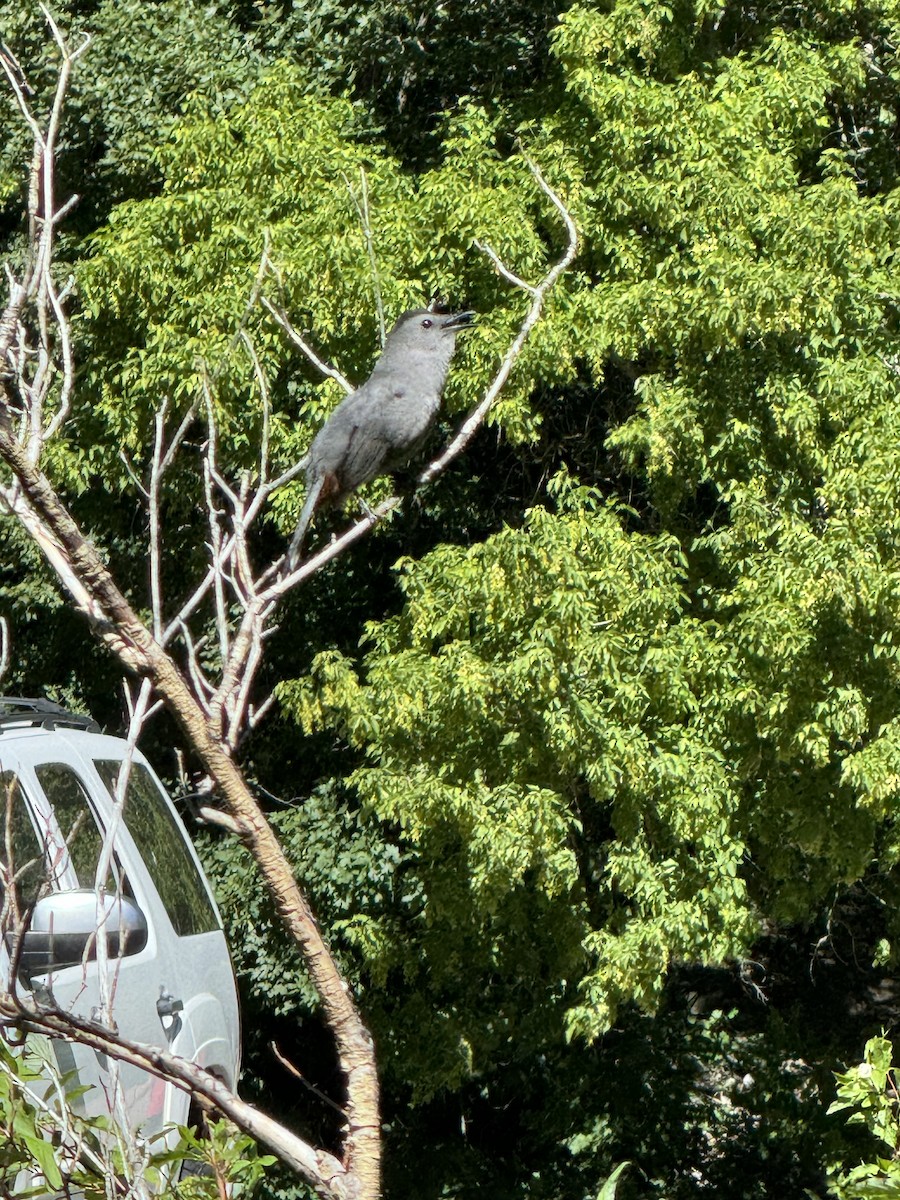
left=0, top=697, right=100, bottom=734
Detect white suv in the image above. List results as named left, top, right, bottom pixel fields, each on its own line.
left=0, top=697, right=240, bottom=1149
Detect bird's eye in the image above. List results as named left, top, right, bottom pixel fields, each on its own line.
left=421, top=318, right=433, bottom=329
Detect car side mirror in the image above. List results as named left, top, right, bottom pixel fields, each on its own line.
left=7, top=888, right=148, bottom=982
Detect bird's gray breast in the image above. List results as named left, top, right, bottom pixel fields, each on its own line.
left=375, top=384, right=442, bottom=451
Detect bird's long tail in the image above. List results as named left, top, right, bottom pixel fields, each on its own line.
left=286, top=474, right=325, bottom=570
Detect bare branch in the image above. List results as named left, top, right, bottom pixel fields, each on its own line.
left=175, top=619, right=216, bottom=703
left=261, top=297, right=354, bottom=394
left=198, top=805, right=248, bottom=836
left=0, top=46, right=44, bottom=144
left=215, top=229, right=273, bottom=373
left=276, top=155, right=579, bottom=582
left=3, top=998, right=352, bottom=1199
left=1, top=21, right=89, bottom=468
left=0, top=481, right=114, bottom=632
left=0, top=616, right=9, bottom=686
left=474, top=239, right=537, bottom=295
left=343, top=168, right=386, bottom=346
left=271, top=1040, right=348, bottom=1119
left=241, top=329, right=272, bottom=483
left=148, top=400, right=170, bottom=640
left=201, top=379, right=233, bottom=681
left=161, top=563, right=226, bottom=649
left=42, top=276, right=76, bottom=437
left=272, top=500, right=392, bottom=593
left=247, top=690, right=276, bottom=730
left=160, top=399, right=197, bottom=474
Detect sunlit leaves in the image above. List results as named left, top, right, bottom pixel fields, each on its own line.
left=273, top=0, right=900, bottom=1051
left=280, top=483, right=754, bottom=1040
left=10, top=0, right=900, bottom=1153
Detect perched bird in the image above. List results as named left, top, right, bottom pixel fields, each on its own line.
left=287, top=307, right=474, bottom=564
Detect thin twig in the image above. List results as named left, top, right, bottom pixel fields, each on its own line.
left=474, top=239, right=537, bottom=295
left=0, top=616, right=9, bottom=685
left=271, top=1041, right=349, bottom=1119
left=261, top=297, right=354, bottom=393
left=148, top=399, right=169, bottom=639
left=275, top=154, right=578, bottom=586
left=343, top=168, right=386, bottom=346
left=241, top=329, right=272, bottom=483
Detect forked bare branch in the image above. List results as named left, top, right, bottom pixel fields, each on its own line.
left=273, top=155, right=578, bottom=592
left=0, top=13, right=578, bottom=1199
left=0, top=16, right=381, bottom=1199
left=0, top=20, right=88, bottom=465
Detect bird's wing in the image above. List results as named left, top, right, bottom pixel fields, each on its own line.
left=341, top=420, right=391, bottom=490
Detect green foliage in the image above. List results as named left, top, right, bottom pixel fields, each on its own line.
left=829, top=1036, right=900, bottom=1198
left=11, top=0, right=900, bottom=1196
left=243, top=0, right=564, bottom=158
left=0, top=1034, right=272, bottom=1198
left=0, top=1, right=261, bottom=231
left=0, top=1035, right=97, bottom=1195
left=201, top=786, right=401, bottom=1019
left=72, top=65, right=577, bottom=532
left=169, top=1119, right=276, bottom=1198
left=279, top=479, right=755, bottom=1043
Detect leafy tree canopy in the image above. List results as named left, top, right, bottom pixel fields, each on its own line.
left=7, top=0, right=900, bottom=1195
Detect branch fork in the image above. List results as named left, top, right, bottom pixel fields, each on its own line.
left=0, top=14, right=578, bottom=1200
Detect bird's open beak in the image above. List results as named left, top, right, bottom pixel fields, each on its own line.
left=441, top=310, right=476, bottom=331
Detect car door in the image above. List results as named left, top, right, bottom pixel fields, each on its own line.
left=0, top=737, right=176, bottom=1135
left=85, top=750, right=240, bottom=1094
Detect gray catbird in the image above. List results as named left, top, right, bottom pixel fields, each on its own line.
left=287, top=307, right=474, bottom=563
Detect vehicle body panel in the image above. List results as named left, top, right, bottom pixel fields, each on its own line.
left=0, top=721, right=240, bottom=1148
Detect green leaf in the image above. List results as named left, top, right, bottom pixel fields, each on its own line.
left=21, top=1135, right=63, bottom=1191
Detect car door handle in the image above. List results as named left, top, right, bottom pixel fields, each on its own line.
left=156, top=990, right=184, bottom=1018
left=157, top=988, right=184, bottom=1041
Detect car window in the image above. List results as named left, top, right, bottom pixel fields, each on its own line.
left=93, top=761, right=218, bottom=937
left=33, top=763, right=128, bottom=896
left=0, top=771, right=47, bottom=907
